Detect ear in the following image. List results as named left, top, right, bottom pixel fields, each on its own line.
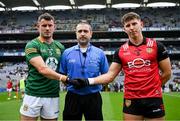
left=36, top=23, right=39, bottom=29
left=90, top=30, right=93, bottom=38
left=123, top=27, right=127, bottom=34
left=90, top=30, right=93, bottom=35
left=54, top=24, right=57, bottom=30
left=140, top=21, right=144, bottom=28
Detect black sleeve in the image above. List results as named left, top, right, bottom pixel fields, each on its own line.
left=157, top=41, right=169, bottom=62
left=113, top=48, right=122, bottom=64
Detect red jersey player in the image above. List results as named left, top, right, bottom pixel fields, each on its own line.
left=73, top=12, right=172, bottom=121
left=6, top=79, right=13, bottom=100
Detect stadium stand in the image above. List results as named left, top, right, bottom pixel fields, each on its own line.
left=0, top=7, right=179, bottom=32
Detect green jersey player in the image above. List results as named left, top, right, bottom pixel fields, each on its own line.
left=20, top=12, right=69, bottom=121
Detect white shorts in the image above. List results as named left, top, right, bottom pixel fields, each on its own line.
left=20, top=94, right=59, bottom=119
left=7, top=88, right=12, bottom=92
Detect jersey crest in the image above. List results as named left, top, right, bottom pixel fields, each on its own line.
left=45, top=57, right=58, bottom=71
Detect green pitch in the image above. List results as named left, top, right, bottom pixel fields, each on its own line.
left=0, top=92, right=180, bottom=121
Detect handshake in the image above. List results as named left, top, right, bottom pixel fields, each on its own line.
left=66, top=78, right=91, bottom=89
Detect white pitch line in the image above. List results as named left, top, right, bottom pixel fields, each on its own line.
left=163, top=93, right=180, bottom=98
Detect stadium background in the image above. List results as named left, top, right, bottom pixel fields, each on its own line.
left=0, top=0, right=180, bottom=120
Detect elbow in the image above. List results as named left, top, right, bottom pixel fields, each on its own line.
left=109, top=76, right=115, bottom=83
left=38, top=67, right=48, bottom=76
left=163, top=70, right=172, bottom=82
left=167, top=71, right=172, bottom=81
left=106, top=74, right=116, bottom=83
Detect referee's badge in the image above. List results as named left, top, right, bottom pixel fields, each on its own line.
left=23, top=104, right=28, bottom=111
left=125, top=99, right=131, bottom=107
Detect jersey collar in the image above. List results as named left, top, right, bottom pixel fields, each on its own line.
left=74, top=42, right=91, bottom=51
left=128, top=37, right=146, bottom=46
left=37, top=36, right=54, bottom=44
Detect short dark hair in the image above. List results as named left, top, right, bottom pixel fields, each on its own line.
left=121, top=12, right=141, bottom=25
left=76, top=20, right=92, bottom=31
left=38, top=12, right=55, bottom=22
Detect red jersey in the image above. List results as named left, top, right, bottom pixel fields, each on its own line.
left=7, top=80, right=13, bottom=89
left=114, top=38, right=168, bottom=99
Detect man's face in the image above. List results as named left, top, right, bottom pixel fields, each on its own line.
left=76, top=24, right=92, bottom=46
left=37, top=19, right=55, bottom=39
left=123, top=18, right=143, bottom=38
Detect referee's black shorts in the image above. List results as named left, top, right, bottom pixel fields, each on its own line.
left=123, top=97, right=165, bottom=118
left=63, top=91, right=103, bottom=121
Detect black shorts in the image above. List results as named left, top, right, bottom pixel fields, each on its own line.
left=63, top=91, right=103, bottom=120
left=123, top=98, right=165, bottom=118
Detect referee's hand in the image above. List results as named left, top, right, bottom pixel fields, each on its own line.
left=67, top=78, right=89, bottom=89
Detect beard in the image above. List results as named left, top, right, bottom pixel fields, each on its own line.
left=42, top=33, right=52, bottom=39
left=78, top=38, right=89, bottom=46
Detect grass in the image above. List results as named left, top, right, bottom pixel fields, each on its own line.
left=0, top=91, right=180, bottom=121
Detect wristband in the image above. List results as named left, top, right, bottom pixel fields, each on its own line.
left=88, top=78, right=95, bottom=85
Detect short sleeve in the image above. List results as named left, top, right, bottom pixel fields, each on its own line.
left=25, top=41, right=40, bottom=61
left=113, top=48, right=122, bottom=64
left=157, top=41, right=169, bottom=62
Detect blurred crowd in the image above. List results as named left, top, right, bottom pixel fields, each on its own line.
left=0, top=7, right=179, bottom=33
left=0, top=60, right=180, bottom=93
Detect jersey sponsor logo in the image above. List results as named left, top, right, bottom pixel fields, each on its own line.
left=45, top=57, right=58, bottom=71
left=129, top=68, right=151, bottom=73
left=127, top=58, right=150, bottom=68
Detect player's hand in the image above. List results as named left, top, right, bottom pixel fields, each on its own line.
left=67, top=78, right=89, bottom=89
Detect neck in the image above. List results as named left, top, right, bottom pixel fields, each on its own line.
left=38, top=36, right=53, bottom=44
left=79, top=43, right=88, bottom=48
left=79, top=44, right=88, bottom=53
left=129, top=34, right=143, bottom=46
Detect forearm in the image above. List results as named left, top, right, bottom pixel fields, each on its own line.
left=29, top=56, right=68, bottom=83
left=160, top=72, right=171, bottom=85
left=38, top=66, right=67, bottom=83
left=89, top=71, right=116, bottom=85
left=89, top=63, right=121, bottom=85
left=158, top=58, right=172, bottom=86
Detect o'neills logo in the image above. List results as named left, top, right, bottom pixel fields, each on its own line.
left=23, top=104, right=28, bottom=111
left=125, top=99, right=131, bottom=107
left=146, top=48, right=153, bottom=53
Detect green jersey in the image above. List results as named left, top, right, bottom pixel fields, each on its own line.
left=25, top=38, right=65, bottom=97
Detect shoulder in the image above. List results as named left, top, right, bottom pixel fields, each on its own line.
left=119, top=41, right=128, bottom=51
left=25, top=39, right=40, bottom=53
left=25, top=38, right=39, bottom=48
left=145, top=38, right=165, bottom=48
left=54, top=40, right=65, bottom=50
left=156, top=41, right=165, bottom=48
left=91, top=45, right=104, bottom=53
left=146, top=38, right=157, bottom=46
left=63, top=45, right=77, bottom=55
